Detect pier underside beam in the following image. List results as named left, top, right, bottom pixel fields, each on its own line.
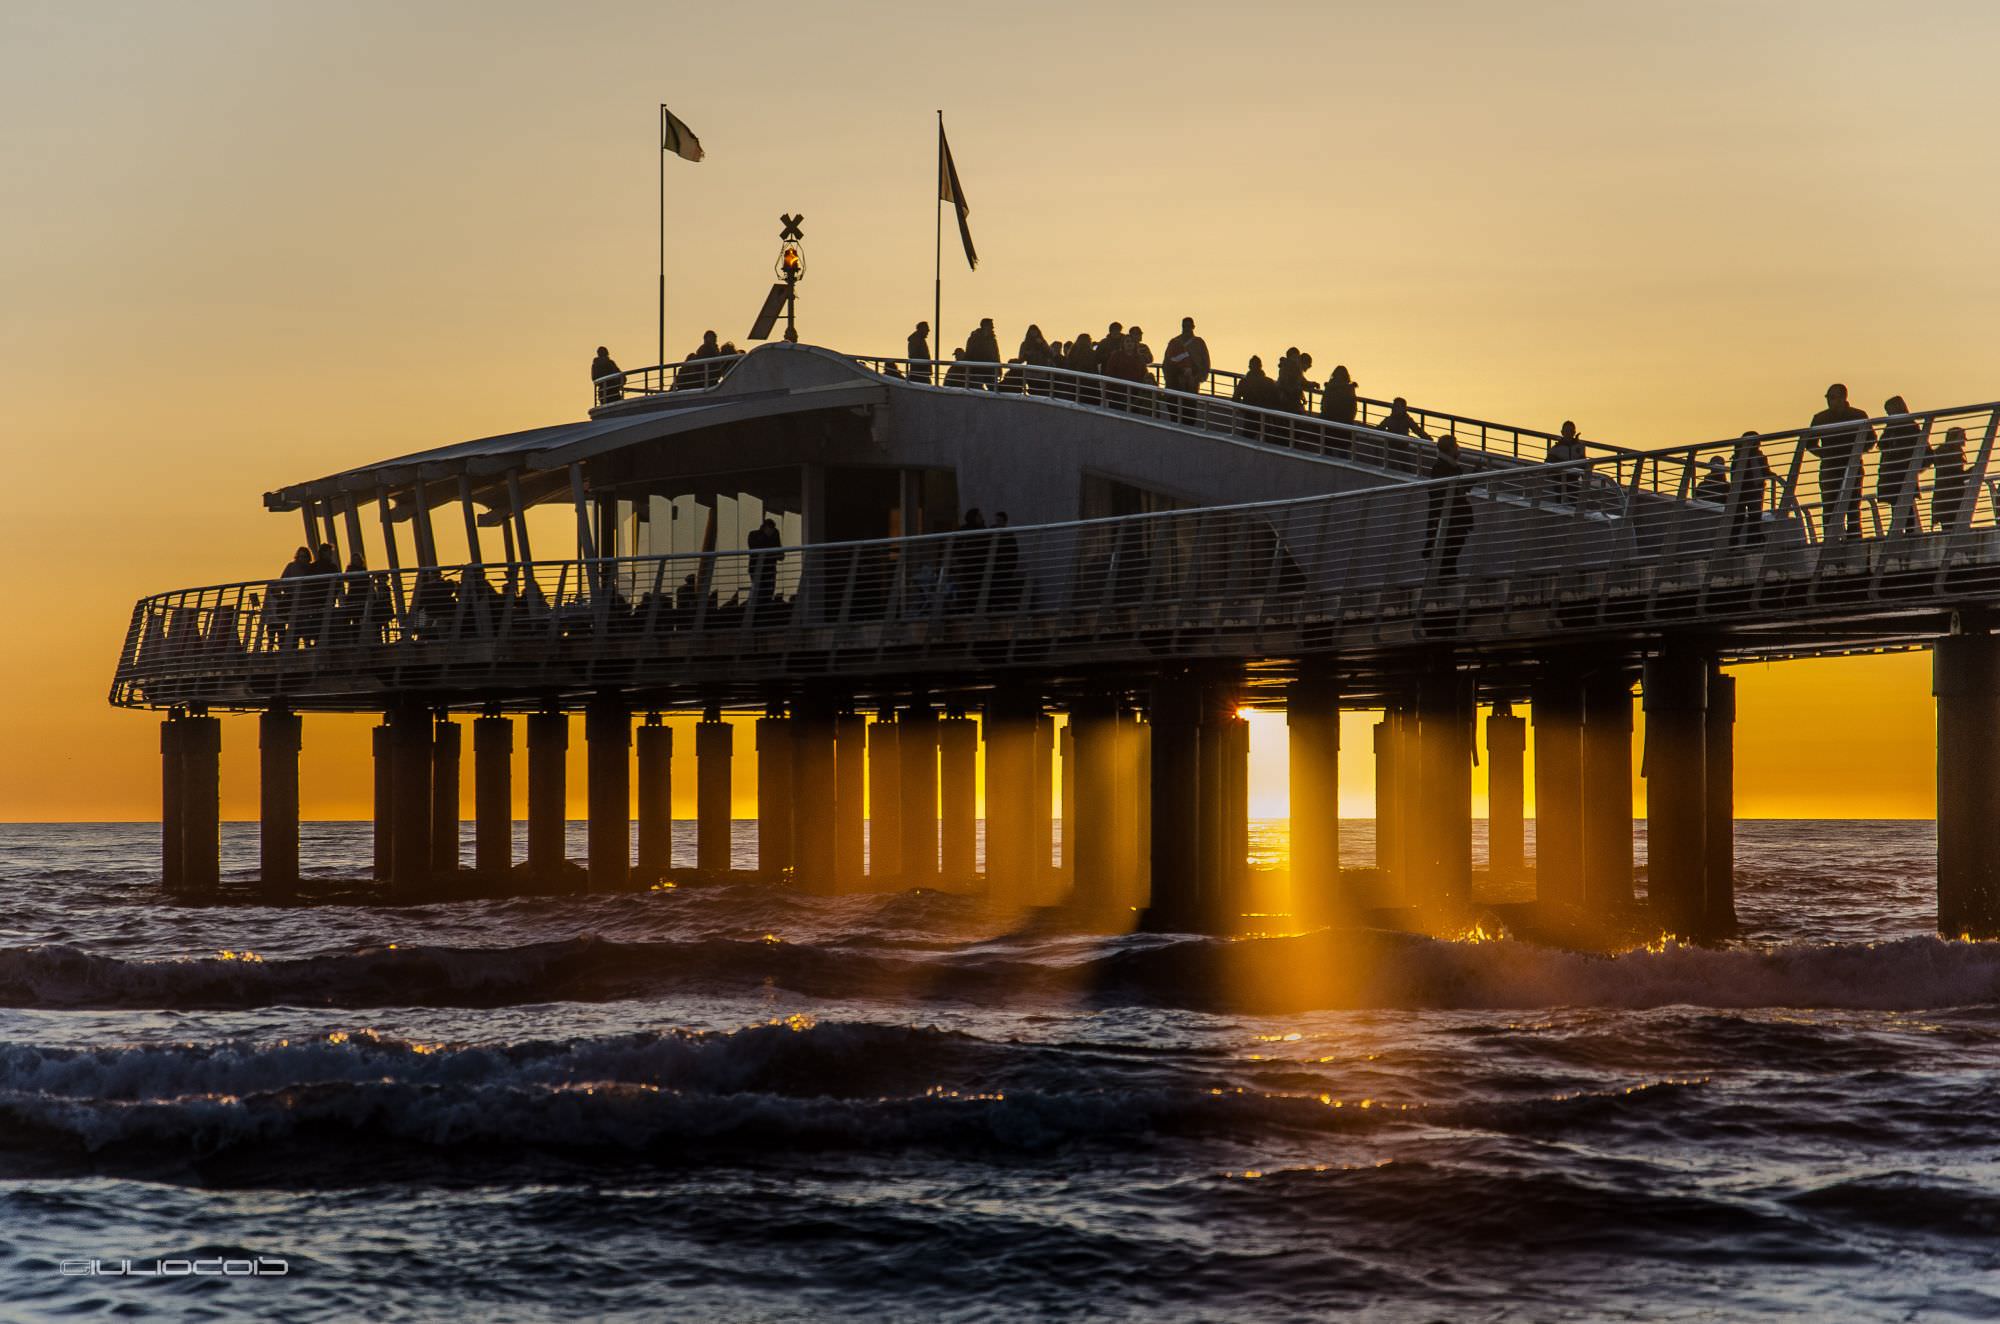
left=1532, top=674, right=1585, bottom=909
left=635, top=716, right=671, bottom=874
left=474, top=714, right=514, bottom=877
left=1935, top=631, right=2000, bottom=938
left=586, top=697, right=630, bottom=890
left=526, top=710, right=569, bottom=880
left=867, top=714, right=900, bottom=880
left=792, top=705, right=838, bottom=892
left=1642, top=651, right=1710, bottom=936
left=431, top=715, right=461, bottom=877
left=259, top=708, right=301, bottom=892
left=939, top=714, right=978, bottom=883
left=756, top=711, right=795, bottom=876
left=696, top=712, right=733, bottom=873
left=1580, top=669, right=1635, bottom=914
left=1485, top=706, right=1526, bottom=884
left=833, top=713, right=867, bottom=890
left=1288, top=671, right=1341, bottom=923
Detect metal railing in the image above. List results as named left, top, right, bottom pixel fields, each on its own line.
left=591, top=350, right=1621, bottom=476
left=114, top=401, right=2000, bottom=711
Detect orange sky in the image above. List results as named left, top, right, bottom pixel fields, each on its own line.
left=2, top=0, right=1990, bottom=821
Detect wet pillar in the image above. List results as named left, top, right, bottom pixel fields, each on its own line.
left=635, top=716, right=672, bottom=875
left=585, top=696, right=630, bottom=890
left=899, top=705, right=940, bottom=884
left=181, top=712, right=222, bottom=893
left=1485, top=705, right=1526, bottom=883
left=1288, top=672, right=1342, bottom=921
left=1143, top=675, right=1203, bottom=931
left=431, top=715, right=461, bottom=877
left=161, top=714, right=187, bottom=893
left=1031, top=714, right=1056, bottom=900
left=1196, top=682, right=1250, bottom=930
left=696, top=711, right=733, bottom=873
left=792, top=707, right=838, bottom=891
left=1935, top=632, right=2000, bottom=937
left=1580, top=670, right=1635, bottom=913
left=1372, top=711, right=1402, bottom=888
left=259, top=708, right=301, bottom=891
left=1642, top=651, right=1709, bottom=935
left=1705, top=670, right=1737, bottom=935
left=1531, top=674, right=1584, bottom=908
left=867, top=714, right=901, bottom=880
left=1069, top=699, right=1120, bottom=916
left=939, top=714, right=978, bottom=882
left=389, top=704, right=433, bottom=892
left=371, top=719, right=394, bottom=882
left=833, top=713, right=867, bottom=889
left=1058, top=720, right=1077, bottom=886
left=981, top=698, right=1035, bottom=906
left=755, top=711, right=795, bottom=876
left=1130, top=715, right=1152, bottom=905
left=1409, top=667, right=1472, bottom=917
left=473, top=714, right=514, bottom=877
left=526, top=710, right=569, bottom=880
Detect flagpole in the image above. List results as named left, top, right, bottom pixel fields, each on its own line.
left=933, top=110, right=943, bottom=381
left=658, top=104, right=667, bottom=369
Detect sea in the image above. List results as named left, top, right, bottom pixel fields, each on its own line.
left=1, top=819, right=1997, bottom=1322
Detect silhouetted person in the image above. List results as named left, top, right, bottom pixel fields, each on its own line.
left=1804, top=382, right=1875, bottom=540
left=1876, top=395, right=1925, bottom=536
left=989, top=511, right=1023, bottom=610
left=1275, top=348, right=1307, bottom=413
left=1019, top=324, right=1054, bottom=367
left=967, top=317, right=1001, bottom=389
left=1232, top=355, right=1279, bottom=439
left=1163, top=317, right=1210, bottom=393
left=909, top=321, right=932, bottom=384
left=591, top=346, right=625, bottom=406
left=1380, top=396, right=1430, bottom=441
left=943, top=347, right=971, bottom=390
left=1548, top=419, right=1586, bottom=505
left=1930, top=426, right=1971, bottom=531
left=1319, top=365, right=1359, bottom=438
left=269, top=546, right=312, bottom=647
left=1694, top=456, right=1730, bottom=504
left=1421, top=434, right=1474, bottom=577
left=747, top=515, right=783, bottom=605
left=1729, top=431, right=1776, bottom=548
left=680, top=330, right=724, bottom=390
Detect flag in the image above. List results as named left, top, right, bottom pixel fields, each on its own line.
left=938, top=121, right=977, bottom=270
left=661, top=105, right=704, bottom=163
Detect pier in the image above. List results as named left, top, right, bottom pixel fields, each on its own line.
left=115, top=345, right=2000, bottom=939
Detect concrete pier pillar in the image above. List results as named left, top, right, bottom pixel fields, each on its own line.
left=899, top=706, right=940, bottom=884
left=259, top=708, right=301, bottom=891
left=431, top=716, right=461, bottom=877
left=755, top=711, right=795, bottom=875
left=1130, top=714, right=1152, bottom=905
left=939, top=714, right=978, bottom=882
left=1409, top=667, right=1472, bottom=917
left=1935, top=632, right=2000, bottom=937
left=696, top=711, right=733, bottom=873
left=181, top=712, right=222, bottom=893
left=635, top=716, right=672, bottom=874
left=1485, top=705, right=1526, bottom=883
left=473, top=714, right=514, bottom=877
left=585, top=697, right=630, bottom=890
left=1580, top=670, right=1634, bottom=912
left=526, top=710, right=569, bottom=880
left=1196, top=683, right=1250, bottom=930
left=1143, top=675, right=1204, bottom=931
left=1642, top=651, right=1709, bottom=935
left=834, top=713, right=867, bottom=889
left=371, top=719, right=393, bottom=882
left=981, top=698, right=1034, bottom=906
left=1069, top=699, right=1120, bottom=915
left=1058, top=720, right=1077, bottom=885
left=1531, top=675, right=1584, bottom=908
left=792, top=707, right=838, bottom=891
left=1704, top=671, right=1737, bottom=935
left=867, top=714, right=901, bottom=880
left=389, top=705, right=433, bottom=892
left=1288, top=672, right=1342, bottom=921
left=1372, top=711, right=1402, bottom=887
left=161, top=715, right=187, bottom=893
left=1032, top=714, right=1056, bottom=898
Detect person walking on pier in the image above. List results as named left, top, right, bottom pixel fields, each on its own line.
left=1804, top=383, right=1875, bottom=540
left=1729, top=431, right=1776, bottom=548
left=590, top=346, right=625, bottom=406
left=1876, top=395, right=1926, bottom=536
left=1421, top=434, right=1475, bottom=578
left=908, top=321, right=932, bottom=384
left=1319, top=365, right=1359, bottom=446
left=1549, top=419, right=1586, bottom=507
left=1380, top=396, right=1430, bottom=445
left=1163, top=317, right=1210, bottom=403
left=966, top=318, right=1001, bottom=389
left=1275, top=348, right=1308, bottom=414
left=1930, top=426, right=1972, bottom=531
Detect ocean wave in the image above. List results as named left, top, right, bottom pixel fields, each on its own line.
left=3, top=928, right=1999, bottom=1014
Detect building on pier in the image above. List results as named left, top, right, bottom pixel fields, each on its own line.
left=115, top=343, right=2000, bottom=939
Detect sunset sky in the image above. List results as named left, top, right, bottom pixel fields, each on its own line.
left=3, top=0, right=1995, bottom=821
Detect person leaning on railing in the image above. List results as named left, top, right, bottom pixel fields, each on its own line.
left=1876, top=396, right=1925, bottom=537
left=590, top=346, right=625, bottom=405
left=1929, top=426, right=1972, bottom=532
left=1803, top=383, right=1876, bottom=540
left=1729, top=431, right=1776, bottom=548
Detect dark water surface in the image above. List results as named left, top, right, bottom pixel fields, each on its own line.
left=2, top=820, right=1997, bottom=1321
